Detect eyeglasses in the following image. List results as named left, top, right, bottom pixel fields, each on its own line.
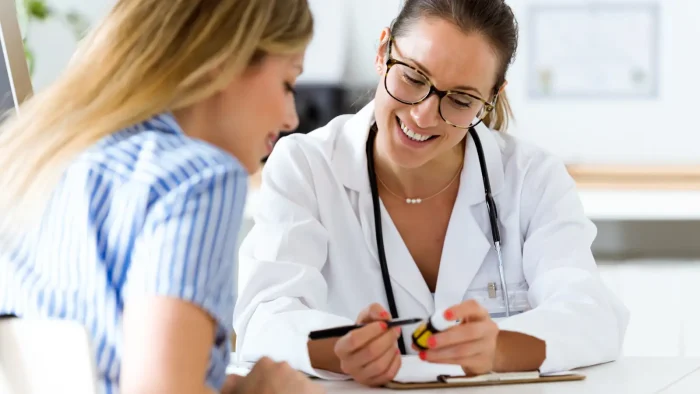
left=383, top=39, right=497, bottom=129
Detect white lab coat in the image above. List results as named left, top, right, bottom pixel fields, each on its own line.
left=233, top=100, right=629, bottom=378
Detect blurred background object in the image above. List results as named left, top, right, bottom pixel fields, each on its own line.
left=1, top=0, right=33, bottom=113
left=15, top=0, right=89, bottom=75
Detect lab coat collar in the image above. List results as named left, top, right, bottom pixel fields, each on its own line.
left=333, top=100, right=505, bottom=205
left=338, top=100, right=504, bottom=315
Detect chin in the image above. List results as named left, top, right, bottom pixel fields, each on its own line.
left=382, top=136, right=432, bottom=169
left=386, top=146, right=433, bottom=169
left=235, top=154, right=261, bottom=174
left=246, top=159, right=263, bottom=174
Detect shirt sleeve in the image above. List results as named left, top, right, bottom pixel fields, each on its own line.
left=233, top=137, right=355, bottom=379
left=496, top=153, right=629, bottom=373
left=125, top=165, right=247, bottom=332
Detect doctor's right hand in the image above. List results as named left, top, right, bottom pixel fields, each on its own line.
left=333, top=303, right=403, bottom=387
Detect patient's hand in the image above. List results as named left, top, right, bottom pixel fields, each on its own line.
left=224, top=357, right=325, bottom=394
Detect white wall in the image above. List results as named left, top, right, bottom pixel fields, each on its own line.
left=24, top=0, right=113, bottom=90
left=303, top=0, right=700, bottom=165
left=507, top=0, right=700, bottom=165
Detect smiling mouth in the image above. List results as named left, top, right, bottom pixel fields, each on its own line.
left=265, top=133, right=278, bottom=152
left=397, top=117, right=438, bottom=142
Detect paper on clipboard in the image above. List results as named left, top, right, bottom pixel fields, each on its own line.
left=391, top=356, right=582, bottom=384
left=392, top=356, right=465, bottom=383
left=441, top=371, right=541, bottom=383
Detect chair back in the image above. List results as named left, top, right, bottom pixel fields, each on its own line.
left=0, top=318, right=99, bottom=394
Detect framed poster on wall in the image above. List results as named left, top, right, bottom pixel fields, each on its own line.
left=528, top=2, right=660, bottom=99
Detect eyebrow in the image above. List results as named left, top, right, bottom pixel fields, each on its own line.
left=402, top=56, right=485, bottom=98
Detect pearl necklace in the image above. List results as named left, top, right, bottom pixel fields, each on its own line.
left=375, top=163, right=464, bottom=204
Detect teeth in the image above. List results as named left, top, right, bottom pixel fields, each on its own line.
left=399, top=119, right=431, bottom=142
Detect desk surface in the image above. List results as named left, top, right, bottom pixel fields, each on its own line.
left=314, top=357, right=700, bottom=394
left=660, top=366, right=700, bottom=393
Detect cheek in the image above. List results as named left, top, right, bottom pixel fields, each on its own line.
left=225, top=87, right=284, bottom=137
left=375, top=85, right=404, bottom=123
left=441, top=130, right=468, bottom=149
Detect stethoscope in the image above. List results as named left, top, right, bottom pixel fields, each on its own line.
left=365, top=123, right=509, bottom=355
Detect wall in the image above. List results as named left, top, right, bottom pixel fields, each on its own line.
left=24, top=0, right=112, bottom=90
left=304, top=0, right=700, bottom=166
left=301, top=0, right=700, bottom=257
left=507, top=0, right=700, bottom=165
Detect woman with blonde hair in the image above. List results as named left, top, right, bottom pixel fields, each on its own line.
left=0, top=0, right=322, bottom=393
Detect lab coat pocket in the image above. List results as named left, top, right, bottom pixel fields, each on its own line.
left=464, top=281, right=531, bottom=320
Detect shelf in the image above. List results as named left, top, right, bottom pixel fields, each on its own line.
left=579, top=189, right=700, bottom=221
left=566, top=164, right=700, bottom=190
left=243, top=167, right=700, bottom=221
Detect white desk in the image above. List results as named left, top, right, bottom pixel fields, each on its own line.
left=310, top=357, right=700, bottom=394
left=660, top=366, right=700, bottom=393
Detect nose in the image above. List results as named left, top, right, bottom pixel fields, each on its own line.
left=282, top=96, right=300, bottom=131
left=409, top=94, right=440, bottom=129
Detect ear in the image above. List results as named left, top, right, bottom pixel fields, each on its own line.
left=374, top=28, right=391, bottom=76
left=498, top=80, right=508, bottom=94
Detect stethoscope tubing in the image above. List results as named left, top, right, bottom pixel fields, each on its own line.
left=365, top=125, right=509, bottom=354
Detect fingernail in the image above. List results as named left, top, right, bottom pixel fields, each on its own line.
left=419, top=351, right=426, bottom=361
left=380, top=322, right=388, bottom=330
left=444, top=310, right=454, bottom=320
left=427, top=336, right=437, bottom=348
left=380, top=311, right=390, bottom=318
left=396, top=348, right=401, bottom=355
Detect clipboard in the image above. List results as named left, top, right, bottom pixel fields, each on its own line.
left=384, top=370, right=586, bottom=390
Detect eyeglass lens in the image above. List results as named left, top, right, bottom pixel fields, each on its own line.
left=385, top=63, right=487, bottom=128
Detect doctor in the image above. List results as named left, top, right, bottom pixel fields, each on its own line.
left=234, top=0, right=629, bottom=387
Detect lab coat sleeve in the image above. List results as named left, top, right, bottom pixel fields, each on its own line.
left=233, top=136, right=353, bottom=379
left=496, top=153, right=630, bottom=373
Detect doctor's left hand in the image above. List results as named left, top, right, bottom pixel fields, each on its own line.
left=417, top=300, right=499, bottom=375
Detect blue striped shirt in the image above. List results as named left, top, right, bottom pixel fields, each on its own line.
left=0, top=113, right=247, bottom=393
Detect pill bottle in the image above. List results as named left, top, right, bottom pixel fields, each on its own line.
left=411, top=308, right=461, bottom=350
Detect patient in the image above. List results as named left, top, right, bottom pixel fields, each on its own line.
left=0, top=0, right=322, bottom=393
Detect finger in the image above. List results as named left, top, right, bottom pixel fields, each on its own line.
left=335, top=321, right=389, bottom=357
left=447, top=353, right=495, bottom=376
left=345, top=327, right=401, bottom=371
left=357, top=303, right=391, bottom=324
left=357, top=345, right=399, bottom=382
left=366, top=348, right=402, bottom=386
left=445, top=300, right=489, bottom=323
left=251, top=356, right=275, bottom=374
left=421, top=339, right=491, bottom=363
left=429, top=320, right=496, bottom=349
left=220, top=374, right=243, bottom=393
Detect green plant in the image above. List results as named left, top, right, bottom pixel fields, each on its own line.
left=16, top=0, right=90, bottom=76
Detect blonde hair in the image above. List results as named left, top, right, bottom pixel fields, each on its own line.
left=0, top=0, right=312, bottom=238
left=483, top=90, right=513, bottom=132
